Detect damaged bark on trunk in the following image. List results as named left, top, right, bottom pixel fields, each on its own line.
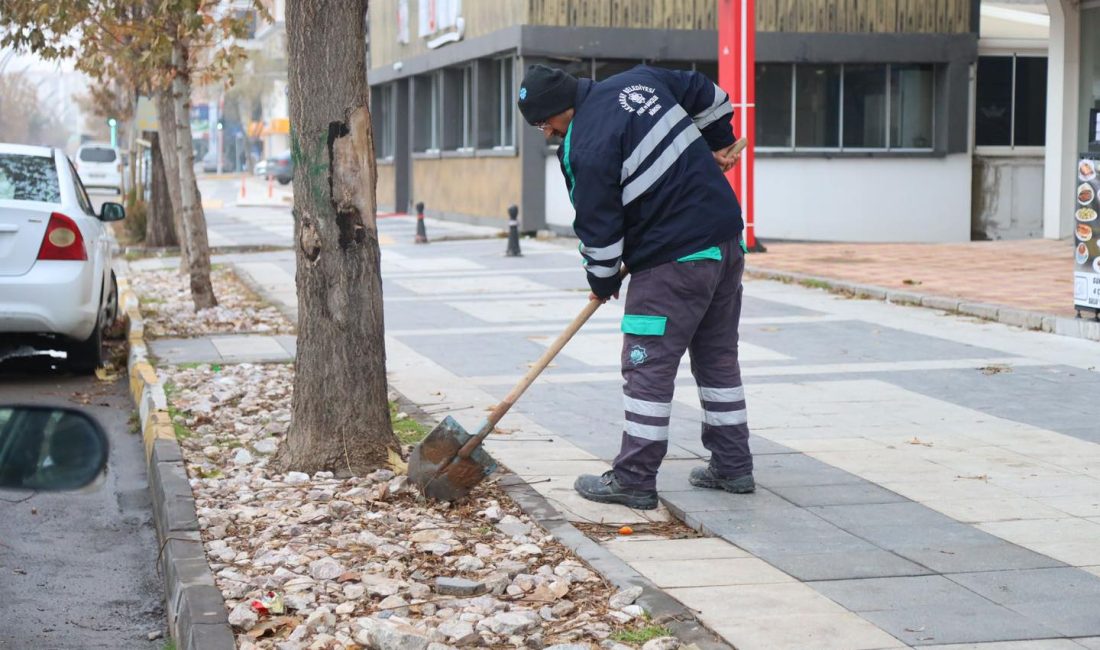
left=143, top=130, right=179, bottom=247
left=276, top=0, right=398, bottom=475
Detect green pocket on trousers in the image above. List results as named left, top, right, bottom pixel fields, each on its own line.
left=676, top=246, right=723, bottom=263
left=622, top=314, right=667, bottom=336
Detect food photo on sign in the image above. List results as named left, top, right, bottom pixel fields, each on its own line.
left=1074, top=156, right=1100, bottom=313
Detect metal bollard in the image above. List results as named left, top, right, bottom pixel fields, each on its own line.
left=415, top=202, right=428, bottom=244
left=505, top=205, right=522, bottom=257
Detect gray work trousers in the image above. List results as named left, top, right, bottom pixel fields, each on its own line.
left=613, top=238, right=752, bottom=490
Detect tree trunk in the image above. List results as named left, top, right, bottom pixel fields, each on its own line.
left=171, top=42, right=216, bottom=310
left=143, top=130, right=178, bottom=247
left=155, top=88, right=190, bottom=274
left=127, top=91, right=139, bottom=196
left=276, top=0, right=398, bottom=476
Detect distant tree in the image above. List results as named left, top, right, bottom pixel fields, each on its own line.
left=0, top=71, right=69, bottom=148
left=0, top=0, right=267, bottom=310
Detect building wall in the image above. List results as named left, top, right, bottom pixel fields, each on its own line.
left=377, top=163, right=397, bottom=211
left=971, top=156, right=1045, bottom=240
left=528, top=0, right=716, bottom=29
left=412, top=156, right=521, bottom=221
left=754, top=155, right=973, bottom=242
left=370, top=0, right=528, bottom=68
left=757, top=0, right=973, bottom=33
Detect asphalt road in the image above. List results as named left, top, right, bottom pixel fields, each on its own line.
left=0, top=356, right=166, bottom=649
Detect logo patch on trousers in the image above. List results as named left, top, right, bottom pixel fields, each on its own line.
left=629, top=344, right=649, bottom=366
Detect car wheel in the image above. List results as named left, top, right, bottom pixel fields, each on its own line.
left=103, top=272, right=123, bottom=340
left=277, top=176, right=291, bottom=186
left=68, top=314, right=104, bottom=375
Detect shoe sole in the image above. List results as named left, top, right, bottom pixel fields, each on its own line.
left=574, top=490, right=659, bottom=510
left=688, top=477, right=756, bottom=494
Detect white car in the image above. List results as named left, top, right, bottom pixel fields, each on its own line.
left=74, top=143, right=124, bottom=195
left=0, top=143, right=125, bottom=373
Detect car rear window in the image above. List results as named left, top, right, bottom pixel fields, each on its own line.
left=0, top=154, right=61, bottom=202
left=79, top=147, right=117, bottom=163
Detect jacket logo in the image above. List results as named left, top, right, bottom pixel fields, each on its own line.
left=619, top=85, right=662, bottom=116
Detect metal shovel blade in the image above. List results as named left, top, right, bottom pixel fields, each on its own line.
left=408, top=416, right=499, bottom=502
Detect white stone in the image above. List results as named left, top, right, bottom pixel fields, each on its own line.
left=355, top=618, right=430, bottom=650
left=335, top=602, right=356, bottom=615
left=232, top=448, right=253, bottom=465
left=343, top=583, right=366, bottom=600
left=379, top=595, right=410, bottom=616
left=454, top=555, right=485, bottom=572
left=253, top=438, right=278, bottom=454
left=641, top=638, right=680, bottom=650
left=436, top=619, right=475, bottom=642
left=510, top=544, right=542, bottom=558
left=621, top=604, right=645, bottom=618
left=228, top=602, right=258, bottom=630
left=305, top=606, right=336, bottom=631
left=608, top=585, right=643, bottom=609
left=477, top=611, right=540, bottom=636
left=285, top=471, right=310, bottom=484
left=309, top=557, right=345, bottom=581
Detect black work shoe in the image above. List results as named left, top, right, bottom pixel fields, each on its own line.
left=574, top=470, right=659, bottom=510
left=689, top=465, right=756, bottom=493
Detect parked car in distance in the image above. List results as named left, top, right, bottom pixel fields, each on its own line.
left=271, top=150, right=293, bottom=185
left=0, top=143, right=125, bottom=373
left=254, top=157, right=270, bottom=176
left=74, top=143, right=123, bottom=195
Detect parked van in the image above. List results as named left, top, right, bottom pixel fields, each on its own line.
left=74, top=143, right=123, bottom=195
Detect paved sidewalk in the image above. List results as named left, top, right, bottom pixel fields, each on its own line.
left=747, top=239, right=1078, bottom=317
left=204, top=223, right=1100, bottom=649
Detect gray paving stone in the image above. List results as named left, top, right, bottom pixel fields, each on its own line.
left=662, top=487, right=788, bottom=520
left=809, top=502, right=960, bottom=531
left=701, top=508, right=879, bottom=556
left=947, top=568, right=1100, bottom=605
left=813, top=575, right=1062, bottom=646
left=896, top=543, right=1066, bottom=574
left=766, top=548, right=933, bottom=582
left=753, top=453, right=865, bottom=488
left=771, top=483, right=909, bottom=507
left=150, top=337, right=220, bottom=365
left=856, top=607, right=1061, bottom=646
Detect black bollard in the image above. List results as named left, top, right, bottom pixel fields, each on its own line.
left=505, top=205, right=522, bottom=257
left=414, top=201, right=428, bottom=244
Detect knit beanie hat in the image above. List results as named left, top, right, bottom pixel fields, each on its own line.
left=517, top=64, right=579, bottom=124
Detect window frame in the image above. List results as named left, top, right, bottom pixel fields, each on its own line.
left=756, top=62, right=937, bottom=154
left=974, top=49, right=1048, bottom=157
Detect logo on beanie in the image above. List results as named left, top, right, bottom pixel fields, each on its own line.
left=519, top=86, right=527, bottom=100
left=619, top=85, right=661, bottom=116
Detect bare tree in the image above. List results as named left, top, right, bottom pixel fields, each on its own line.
left=275, top=0, right=398, bottom=474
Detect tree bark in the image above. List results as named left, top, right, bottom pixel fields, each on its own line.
left=143, top=130, right=178, bottom=247
left=276, top=0, right=398, bottom=475
left=171, top=41, right=216, bottom=310
left=154, top=87, right=189, bottom=273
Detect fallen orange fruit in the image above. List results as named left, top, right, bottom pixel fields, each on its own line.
left=619, top=525, right=634, bottom=536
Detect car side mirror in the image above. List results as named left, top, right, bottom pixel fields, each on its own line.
left=99, top=202, right=125, bottom=222
left=0, top=406, right=108, bottom=491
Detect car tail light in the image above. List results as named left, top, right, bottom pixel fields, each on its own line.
left=37, top=212, right=87, bottom=261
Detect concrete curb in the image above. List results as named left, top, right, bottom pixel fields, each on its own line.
left=116, top=268, right=236, bottom=650
left=389, top=393, right=731, bottom=650
left=745, top=265, right=1100, bottom=343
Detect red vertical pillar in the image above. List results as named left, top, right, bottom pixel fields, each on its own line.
left=719, top=0, right=757, bottom=250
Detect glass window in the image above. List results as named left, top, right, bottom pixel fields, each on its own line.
left=442, top=65, right=473, bottom=151
left=68, top=160, right=95, bottom=215
left=976, top=55, right=1047, bottom=148
left=1013, top=56, right=1047, bottom=147
left=976, top=57, right=1013, bottom=146
left=795, top=64, right=841, bottom=148
left=412, top=73, right=441, bottom=152
left=477, top=57, right=515, bottom=149
left=0, top=153, right=61, bottom=202
left=890, top=64, right=935, bottom=149
left=371, top=84, right=395, bottom=159
left=756, top=64, right=792, bottom=147
left=78, top=147, right=117, bottom=163
left=842, top=64, right=887, bottom=148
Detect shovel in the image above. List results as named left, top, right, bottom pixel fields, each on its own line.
left=409, top=296, right=606, bottom=502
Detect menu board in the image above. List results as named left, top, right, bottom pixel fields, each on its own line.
left=1075, top=155, right=1100, bottom=314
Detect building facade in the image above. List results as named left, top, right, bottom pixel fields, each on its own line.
left=367, top=0, right=1038, bottom=243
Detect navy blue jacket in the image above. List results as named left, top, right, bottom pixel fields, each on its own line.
left=557, top=65, right=743, bottom=298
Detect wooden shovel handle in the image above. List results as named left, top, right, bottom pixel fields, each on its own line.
left=455, top=297, right=605, bottom=459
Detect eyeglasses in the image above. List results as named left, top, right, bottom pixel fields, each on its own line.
left=532, top=121, right=551, bottom=131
